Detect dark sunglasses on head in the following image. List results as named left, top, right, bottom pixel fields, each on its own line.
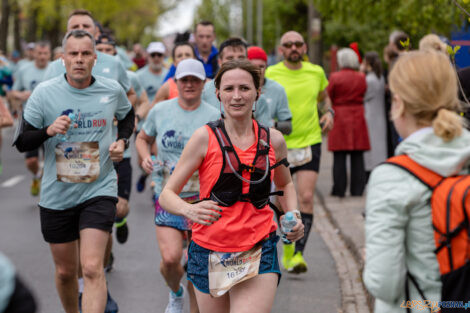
left=282, top=41, right=304, bottom=49
left=150, top=52, right=163, bottom=58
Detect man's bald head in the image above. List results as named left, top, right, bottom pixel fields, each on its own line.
left=279, top=31, right=306, bottom=64
left=280, top=31, right=304, bottom=44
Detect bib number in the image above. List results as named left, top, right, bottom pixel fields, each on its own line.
left=55, top=142, right=100, bottom=183
left=287, top=146, right=312, bottom=168
left=208, top=245, right=262, bottom=297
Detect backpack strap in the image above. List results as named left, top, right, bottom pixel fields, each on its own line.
left=386, top=155, right=443, bottom=189
left=405, top=272, right=432, bottom=313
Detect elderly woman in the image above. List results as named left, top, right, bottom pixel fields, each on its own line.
left=327, top=48, right=370, bottom=197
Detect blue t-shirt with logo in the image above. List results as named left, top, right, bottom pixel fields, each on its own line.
left=142, top=98, right=219, bottom=196
left=43, top=51, right=131, bottom=92
left=24, top=75, right=132, bottom=210
left=136, top=65, right=168, bottom=102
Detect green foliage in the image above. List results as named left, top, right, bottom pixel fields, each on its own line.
left=19, top=0, right=179, bottom=46
left=193, top=0, right=470, bottom=62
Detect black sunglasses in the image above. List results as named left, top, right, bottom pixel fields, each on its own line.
left=282, top=41, right=304, bottom=49
left=150, top=52, right=163, bottom=58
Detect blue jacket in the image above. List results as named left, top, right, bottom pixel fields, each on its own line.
left=195, top=46, right=218, bottom=79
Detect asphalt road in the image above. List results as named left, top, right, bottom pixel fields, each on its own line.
left=0, top=126, right=341, bottom=313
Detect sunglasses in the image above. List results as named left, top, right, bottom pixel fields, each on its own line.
left=282, top=41, right=304, bottom=49
left=150, top=52, right=163, bottom=58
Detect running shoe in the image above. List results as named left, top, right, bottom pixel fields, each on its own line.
left=136, top=174, right=147, bottom=192
left=115, top=218, right=129, bottom=244
left=165, top=284, right=185, bottom=313
left=281, top=242, right=295, bottom=272
left=105, top=290, right=119, bottom=313
left=290, top=251, right=308, bottom=274
left=30, top=177, right=40, bottom=196
left=105, top=252, right=114, bottom=273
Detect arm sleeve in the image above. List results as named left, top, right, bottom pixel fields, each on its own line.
left=363, top=164, right=413, bottom=303
left=117, top=107, right=135, bottom=140
left=14, top=118, right=51, bottom=152
left=274, top=120, right=292, bottom=135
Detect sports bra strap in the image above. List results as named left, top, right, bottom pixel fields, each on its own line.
left=386, top=155, right=443, bottom=189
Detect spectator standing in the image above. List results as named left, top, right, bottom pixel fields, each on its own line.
left=327, top=48, right=369, bottom=197
left=361, top=52, right=387, bottom=179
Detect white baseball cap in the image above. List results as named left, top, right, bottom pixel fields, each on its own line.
left=146, top=42, right=165, bottom=54
left=175, top=59, right=206, bottom=81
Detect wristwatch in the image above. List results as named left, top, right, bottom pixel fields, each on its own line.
left=118, top=138, right=130, bottom=150
left=327, top=108, right=335, bottom=118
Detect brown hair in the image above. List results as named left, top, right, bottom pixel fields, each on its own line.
left=389, top=51, right=463, bottom=141
left=214, top=59, right=261, bottom=91
left=68, top=9, right=93, bottom=20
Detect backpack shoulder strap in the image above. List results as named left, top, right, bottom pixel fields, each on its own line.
left=385, top=155, right=443, bottom=189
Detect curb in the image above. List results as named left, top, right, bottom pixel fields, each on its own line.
left=315, top=188, right=372, bottom=313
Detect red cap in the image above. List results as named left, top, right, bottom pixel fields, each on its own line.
left=247, top=46, right=267, bottom=62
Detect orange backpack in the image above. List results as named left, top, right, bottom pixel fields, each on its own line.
left=387, top=155, right=470, bottom=311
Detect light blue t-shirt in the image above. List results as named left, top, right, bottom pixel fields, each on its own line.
left=136, top=65, right=168, bottom=102
left=43, top=51, right=131, bottom=92
left=201, top=80, right=219, bottom=109
left=116, top=46, right=135, bottom=70
left=13, top=59, right=33, bottom=78
left=0, top=252, right=15, bottom=313
left=12, top=62, right=48, bottom=92
left=24, top=75, right=132, bottom=210
left=126, top=70, right=143, bottom=98
left=142, top=98, right=219, bottom=196
left=254, top=78, right=292, bottom=127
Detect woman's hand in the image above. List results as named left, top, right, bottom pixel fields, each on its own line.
left=281, top=214, right=305, bottom=242
left=183, top=200, right=222, bottom=226
left=141, top=156, right=154, bottom=175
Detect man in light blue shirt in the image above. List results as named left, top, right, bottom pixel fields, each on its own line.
left=14, top=30, right=134, bottom=313
left=136, top=42, right=168, bottom=102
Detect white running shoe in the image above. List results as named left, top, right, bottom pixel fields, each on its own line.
left=164, top=284, right=185, bottom=313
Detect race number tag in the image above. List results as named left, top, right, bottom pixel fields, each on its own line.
left=55, top=142, right=100, bottom=183
left=160, top=162, right=200, bottom=193
left=208, top=245, right=262, bottom=297
left=287, top=146, right=312, bottom=167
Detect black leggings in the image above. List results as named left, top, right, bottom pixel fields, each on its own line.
left=331, top=151, right=366, bottom=197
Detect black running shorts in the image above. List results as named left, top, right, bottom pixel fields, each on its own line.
left=114, top=158, right=132, bottom=200
left=290, top=143, right=322, bottom=174
left=39, top=196, right=117, bottom=243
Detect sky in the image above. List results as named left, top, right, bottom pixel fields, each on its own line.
left=157, top=0, right=202, bottom=37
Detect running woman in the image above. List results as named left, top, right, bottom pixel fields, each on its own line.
left=159, top=60, right=304, bottom=313
left=135, top=59, right=219, bottom=313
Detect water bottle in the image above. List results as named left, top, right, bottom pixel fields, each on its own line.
left=57, top=113, right=76, bottom=142
left=151, top=155, right=163, bottom=175
left=281, top=211, right=297, bottom=244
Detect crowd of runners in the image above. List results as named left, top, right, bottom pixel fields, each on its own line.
left=1, top=6, right=469, bottom=313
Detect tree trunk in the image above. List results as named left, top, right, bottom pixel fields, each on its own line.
left=48, top=0, right=61, bottom=48
left=307, top=0, right=323, bottom=66
left=12, top=0, right=20, bottom=53
left=0, top=0, right=10, bottom=54
left=25, top=2, right=38, bottom=44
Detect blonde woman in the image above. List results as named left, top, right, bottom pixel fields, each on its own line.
left=364, top=51, right=470, bottom=312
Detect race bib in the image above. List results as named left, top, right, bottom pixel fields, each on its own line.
left=208, top=245, right=262, bottom=297
left=287, top=146, right=312, bottom=168
left=55, top=142, right=100, bottom=183
left=160, top=162, right=200, bottom=193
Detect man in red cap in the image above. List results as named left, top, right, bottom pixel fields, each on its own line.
left=247, top=46, right=292, bottom=134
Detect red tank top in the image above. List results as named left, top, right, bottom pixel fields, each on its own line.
left=168, top=78, right=179, bottom=99
left=192, top=120, right=277, bottom=252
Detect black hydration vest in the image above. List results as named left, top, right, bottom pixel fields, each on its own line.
left=205, top=119, right=288, bottom=211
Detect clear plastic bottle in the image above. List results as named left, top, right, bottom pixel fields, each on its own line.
left=151, top=155, right=163, bottom=175
left=281, top=211, right=298, bottom=244
left=57, top=113, right=76, bottom=142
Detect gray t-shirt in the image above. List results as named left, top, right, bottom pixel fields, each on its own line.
left=24, top=75, right=131, bottom=210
